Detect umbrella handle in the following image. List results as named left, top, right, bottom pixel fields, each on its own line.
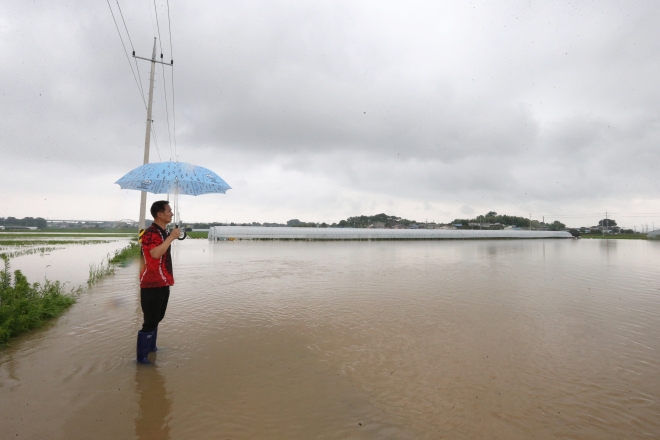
left=174, top=223, right=187, bottom=240
left=172, top=188, right=185, bottom=239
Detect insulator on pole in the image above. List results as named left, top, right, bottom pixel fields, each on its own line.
left=170, top=60, right=173, bottom=65
left=160, top=53, right=163, bottom=59
left=132, top=50, right=135, bottom=56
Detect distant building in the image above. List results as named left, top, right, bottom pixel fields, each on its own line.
left=647, top=230, right=660, bottom=240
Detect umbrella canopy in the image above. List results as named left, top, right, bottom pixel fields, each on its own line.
left=115, top=161, right=231, bottom=196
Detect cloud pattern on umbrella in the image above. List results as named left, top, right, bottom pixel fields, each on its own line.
left=115, top=162, right=231, bottom=196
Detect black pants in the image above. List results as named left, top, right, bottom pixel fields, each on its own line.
left=140, top=286, right=170, bottom=332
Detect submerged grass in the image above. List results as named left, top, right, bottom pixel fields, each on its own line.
left=0, top=246, right=64, bottom=259
left=109, top=240, right=141, bottom=265
left=87, top=240, right=141, bottom=285
left=87, top=257, right=115, bottom=285
left=0, top=255, right=80, bottom=345
left=0, top=239, right=111, bottom=246
left=39, top=228, right=137, bottom=234
left=0, top=233, right=134, bottom=238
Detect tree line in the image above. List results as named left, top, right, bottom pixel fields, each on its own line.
left=0, top=217, right=48, bottom=229
left=451, top=211, right=567, bottom=230
left=286, top=213, right=420, bottom=228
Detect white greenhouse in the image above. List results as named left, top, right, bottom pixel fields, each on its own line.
left=208, top=226, right=573, bottom=241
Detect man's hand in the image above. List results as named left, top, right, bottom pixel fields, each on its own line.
left=168, top=227, right=181, bottom=241
left=149, top=228, right=181, bottom=259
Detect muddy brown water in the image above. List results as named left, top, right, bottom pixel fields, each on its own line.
left=1, top=239, right=659, bottom=439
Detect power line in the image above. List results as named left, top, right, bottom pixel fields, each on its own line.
left=114, top=0, right=149, bottom=109
left=166, top=0, right=178, bottom=160
left=144, top=0, right=157, bottom=36
left=107, top=0, right=171, bottom=163
left=151, top=121, right=163, bottom=161
left=153, top=0, right=164, bottom=54
left=161, top=64, right=173, bottom=160
left=105, top=0, right=147, bottom=109
left=170, top=69, right=178, bottom=161
left=133, top=59, right=147, bottom=107
left=115, top=0, right=135, bottom=49
left=153, top=0, right=173, bottom=160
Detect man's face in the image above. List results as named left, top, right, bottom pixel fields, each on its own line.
left=157, top=204, right=173, bottom=224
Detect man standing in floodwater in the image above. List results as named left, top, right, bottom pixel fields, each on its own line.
left=136, top=200, right=181, bottom=364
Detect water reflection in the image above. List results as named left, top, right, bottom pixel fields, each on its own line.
left=599, top=238, right=617, bottom=251
left=599, top=238, right=617, bottom=268
left=135, top=367, right=171, bottom=440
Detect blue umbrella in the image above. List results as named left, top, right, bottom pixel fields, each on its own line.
left=115, top=161, right=231, bottom=196
left=115, top=161, right=231, bottom=237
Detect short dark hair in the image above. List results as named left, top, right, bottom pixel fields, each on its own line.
left=150, top=200, right=170, bottom=219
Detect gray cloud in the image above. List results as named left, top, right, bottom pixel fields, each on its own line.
left=1, top=0, right=659, bottom=228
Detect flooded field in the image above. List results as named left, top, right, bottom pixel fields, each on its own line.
left=1, top=239, right=659, bottom=439
left=1, top=236, right=132, bottom=287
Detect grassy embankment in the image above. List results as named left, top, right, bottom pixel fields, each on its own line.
left=0, top=240, right=142, bottom=345
left=580, top=234, right=647, bottom=240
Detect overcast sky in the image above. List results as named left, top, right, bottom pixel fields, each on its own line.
left=1, top=0, right=659, bottom=228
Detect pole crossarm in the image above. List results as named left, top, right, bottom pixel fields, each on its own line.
left=134, top=55, right=173, bottom=66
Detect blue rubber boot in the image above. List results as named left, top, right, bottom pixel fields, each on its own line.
left=150, top=327, right=158, bottom=352
left=136, top=331, right=153, bottom=364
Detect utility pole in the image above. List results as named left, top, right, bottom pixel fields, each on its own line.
left=133, top=38, right=173, bottom=231
left=529, top=214, right=532, bottom=231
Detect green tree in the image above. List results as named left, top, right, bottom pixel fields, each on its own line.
left=548, top=220, right=566, bottom=231
left=598, top=219, right=617, bottom=227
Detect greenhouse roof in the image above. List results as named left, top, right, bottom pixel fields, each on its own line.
left=208, top=226, right=573, bottom=241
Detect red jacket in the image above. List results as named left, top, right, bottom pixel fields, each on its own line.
left=140, top=224, right=174, bottom=288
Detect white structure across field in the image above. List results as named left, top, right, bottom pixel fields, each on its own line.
left=208, top=226, right=573, bottom=241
